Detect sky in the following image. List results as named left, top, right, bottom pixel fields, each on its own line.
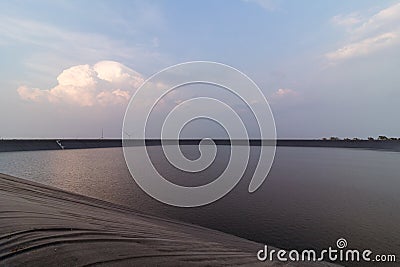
left=0, top=0, right=399, bottom=139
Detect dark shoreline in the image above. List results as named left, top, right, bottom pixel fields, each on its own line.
left=1, top=139, right=400, bottom=152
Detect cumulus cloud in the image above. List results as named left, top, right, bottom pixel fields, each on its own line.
left=327, top=3, right=400, bottom=61
left=18, top=61, right=144, bottom=106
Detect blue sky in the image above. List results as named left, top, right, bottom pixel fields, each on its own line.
left=0, top=0, right=399, bottom=138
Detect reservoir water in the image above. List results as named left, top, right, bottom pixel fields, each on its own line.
left=0, top=146, right=399, bottom=266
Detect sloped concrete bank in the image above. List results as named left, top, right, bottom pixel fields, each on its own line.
left=0, top=173, right=340, bottom=266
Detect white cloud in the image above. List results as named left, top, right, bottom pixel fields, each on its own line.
left=18, top=61, right=144, bottom=107
left=272, top=88, right=298, bottom=98
left=327, top=2, right=400, bottom=61
left=355, top=3, right=400, bottom=36
left=326, top=32, right=398, bottom=60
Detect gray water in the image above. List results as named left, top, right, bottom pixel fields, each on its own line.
left=0, top=146, right=399, bottom=266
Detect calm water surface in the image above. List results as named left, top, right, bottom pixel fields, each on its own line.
left=0, top=146, right=399, bottom=266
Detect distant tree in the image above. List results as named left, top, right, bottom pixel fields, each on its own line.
left=352, top=137, right=360, bottom=141
left=322, top=137, right=327, bottom=141
left=368, top=137, right=374, bottom=141
left=390, top=137, right=398, bottom=140
left=330, top=136, right=340, bottom=141
left=344, top=138, right=351, bottom=141
left=378, top=135, right=389, bottom=140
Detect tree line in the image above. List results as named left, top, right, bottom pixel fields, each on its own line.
left=322, top=136, right=399, bottom=141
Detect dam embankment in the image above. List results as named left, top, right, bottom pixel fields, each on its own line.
left=1, top=139, right=399, bottom=152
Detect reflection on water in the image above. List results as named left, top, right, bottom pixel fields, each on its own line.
left=0, top=146, right=399, bottom=266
